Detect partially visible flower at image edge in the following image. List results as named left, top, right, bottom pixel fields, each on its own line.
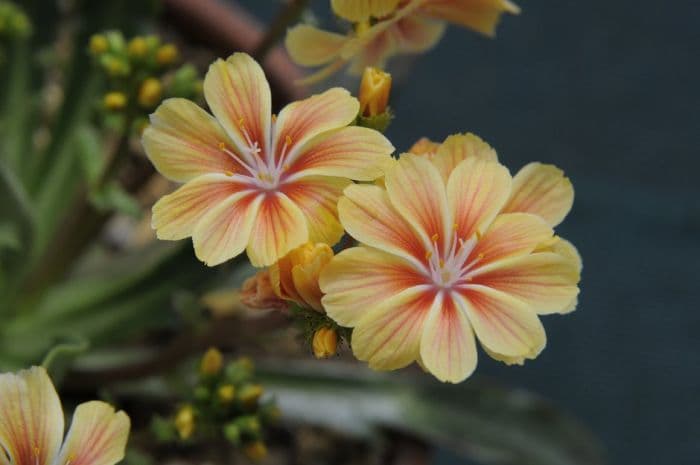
left=0, top=366, right=130, bottom=465
left=319, top=133, right=581, bottom=383
left=286, top=0, right=520, bottom=83
left=143, top=52, right=394, bottom=267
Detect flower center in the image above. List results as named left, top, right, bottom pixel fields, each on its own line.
left=424, top=230, right=484, bottom=289
left=218, top=119, right=295, bottom=191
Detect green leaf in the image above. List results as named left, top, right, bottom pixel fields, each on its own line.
left=257, top=361, right=607, bottom=465
left=41, top=334, right=90, bottom=384
left=75, top=124, right=105, bottom=187
left=90, top=181, right=141, bottom=217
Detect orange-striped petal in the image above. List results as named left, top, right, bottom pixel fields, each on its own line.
left=385, top=154, right=451, bottom=250
left=420, top=0, right=521, bottom=37
left=503, top=162, right=574, bottom=227
left=446, top=157, right=511, bottom=240
left=246, top=192, right=309, bottom=267
left=274, top=88, right=359, bottom=166
left=420, top=292, right=478, bottom=383
left=290, top=126, right=394, bottom=181
left=331, top=0, right=401, bottom=21
left=460, top=285, right=545, bottom=358
left=54, top=401, right=130, bottom=465
left=0, top=367, right=63, bottom=465
left=282, top=176, right=350, bottom=246
left=535, top=237, right=582, bottom=313
left=151, top=174, right=247, bottom=240
left=285, top=24, right=349, bottom=67
left=470, top=252, right=580, bottom=314
left=469, top=213, right=553, bottom=267
left=192, top=191, right=262, bottom=266
left=353, top=286, right=436, bottom=370
left=203, top=53, right=271, bottom=162
left=432, top=133, right=498, bottom=182
left=391, top=14, right=446, bottom=53
left=320, top=246, right=426, bottom=326
left=143, top=99, right=242, bottom=182
left=338, top=184, right=425, bottom=264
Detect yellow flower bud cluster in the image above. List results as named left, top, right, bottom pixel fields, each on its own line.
left=89, top=31, right=200, bottom=121
left=0, top=2, right=32, bottom=39
left=151, top=348, right=277, bottom=457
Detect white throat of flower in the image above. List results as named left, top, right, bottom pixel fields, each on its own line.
left=217, top=118, right=295, bottom=191
left=424, top=229, right=484, bottom=289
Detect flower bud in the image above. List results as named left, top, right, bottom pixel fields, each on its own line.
left=137, top=77, right=162, bottom=108
left=103, top=91, right=127, bottom=111
left=200, top=347, right=224, bottom=376
left=243, top=441, right=268, bottom=462
left=89, top=34, right=109, bottom=55
left=312, top=327, right=338, bottom=359
left=155, top=44, right=179, bottom=66
left=359, top=67, right=392, bottom=117
left=217, top=384, right=236, bottom=404
left=270, top=243, right=333, bottom=312
left=174, top=404, right=195, bottom=440
left=238, top=383, right=263, bottom=409
left=127, top=36, right=148, bottom=58
left=241, top=270, right=287, bottom=310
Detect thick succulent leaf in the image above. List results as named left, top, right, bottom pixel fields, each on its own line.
left=258, top=361, right=606, bottom=465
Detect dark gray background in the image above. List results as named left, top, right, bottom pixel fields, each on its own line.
left=241, top=1, right=700, bottom=463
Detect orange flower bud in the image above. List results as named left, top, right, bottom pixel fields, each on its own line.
left=312, top=327, right=338, bottom=358
left=240, top=270, right=287, bottom=310
left=359, top=67, right=392, bottom=117
left=270, top=243, right=333, bottom=312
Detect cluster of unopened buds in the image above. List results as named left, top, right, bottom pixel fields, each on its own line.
left=88, top=31, right=201, bottom=133
left=152, top=348, right=279, bottom=461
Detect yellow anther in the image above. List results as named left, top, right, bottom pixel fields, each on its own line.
left=477, top=253, right=484, bottom=260
left=218, top=141, right=226, bottom=150
left=425, top=250, right=433, bottom=260
left=238, top=117, right=246, bottom=128
left=285, top=135, right=293, bottom=146
left=431, top=233, right=439, bottom=242
left=283, top=163, right=290, bottom=171
left=271, top=114, right=277, bottom=123
left=476, top=230, right=483, bottom=240
left=33, top=446, right=40, bottom=457
left=224, top=170, right=234, bottom=177
left=452, top=223, right=458, bottom=230
left=439, top=259, right=445, bottom=268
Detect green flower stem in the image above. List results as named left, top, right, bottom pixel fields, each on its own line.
left=1, top=38, right=32, bottom=172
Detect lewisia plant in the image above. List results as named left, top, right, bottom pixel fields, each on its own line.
left=286, top=0, right=520, bottom=83
left=319, top=134, right=581, bottom=383
left=0, top=367, right=130, bottom=465
left=143, top=53, right=394, bottom=267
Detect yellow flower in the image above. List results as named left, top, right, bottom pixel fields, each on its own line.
left=241, top=270, right=288, bottom=310
left=359, top=67, right=392, bottom=117
left=319, top=133, right=580, bottom=383
left=89, top=34, right=109, bottom=55
left=155, top=43, right=179, bottom=66
left=312, top=326, right=338, bottom=358
left=270, top=242, right=333, bottom=311
left=331, top=0, right=401, bottom=22
left=286, top=0, right=520, bottom=83
left=143, top=53, right=394, bottom=267
left=217, top=384, right=236, bottom=403
left=0, top=366, right=130, bottom=465
left=127, top=36, right=148, bottom=58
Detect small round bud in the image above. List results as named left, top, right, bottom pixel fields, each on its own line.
left=137, top=77, right=163, bottom=108
left=155, top=44, right=179, bottom=66
left=238, top=384, right=263, bottom=409
left=103, top=92, right=127, bottom=111
left=217, top=384, right=236, bottom=404
left=89, top=34, right=109, bottom=55
left=223, top=423, right=241, bottom=445
left=200, top=347, right=224, bottom=376
left=127, top=36, right=148, bottom=58
left=174, top=405, right=195, bottom=440
left=243, top=441, right=268, bottom=462
left=312, top=326, right=338, bottom=359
